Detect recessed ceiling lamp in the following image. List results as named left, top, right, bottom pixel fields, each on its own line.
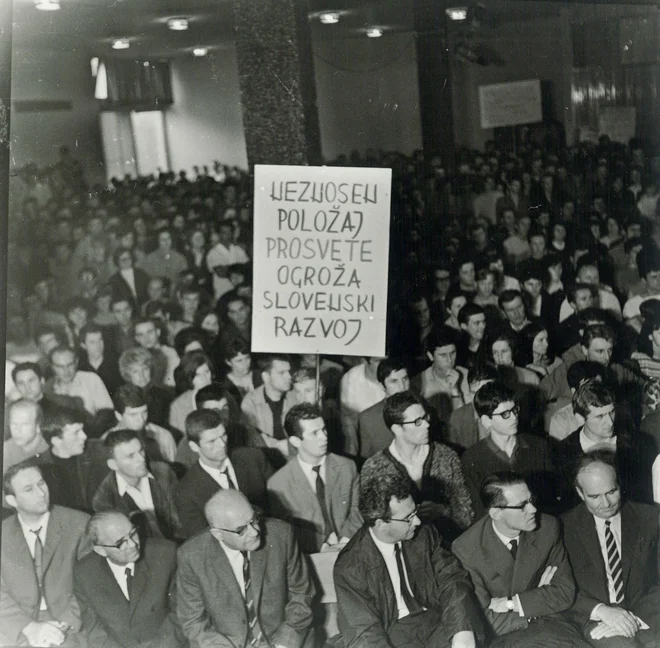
left=319, top=12, right=339, bottom=24
left=446, top=7, right=468, bottom=21
left=35, top=0, right=60, bottom=10
left=112, top=38, right=130, bottom=50
left=366, top=28, right=383, bottom=38
left=193, top=47, right=208, bottom=57
left=168, top=18, right=189, bottom=31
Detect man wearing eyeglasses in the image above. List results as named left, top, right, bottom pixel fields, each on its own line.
left=73, top=511, right=186, bottom=648
left=1, top=460, right=91, bottom=648
left=334, top=468, right=486, bottom=648
left=461, top=382, right=557, bottom=519
left=452, top=471, right=586, bottom=647
left=177, top=489, right=315, bottom=648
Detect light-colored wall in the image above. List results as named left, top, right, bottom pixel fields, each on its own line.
left=10, top=47, right=105, bottom=184
left=313, top=33, right=423, bottom=159
left=165, top=47, right=248, bottom=175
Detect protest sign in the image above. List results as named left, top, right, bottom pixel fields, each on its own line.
left=252, top=164, right=391, bottom=356
left=479, top=79, right=542, bottom=129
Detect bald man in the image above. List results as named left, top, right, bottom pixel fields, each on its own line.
left=4, top=400, right=49, bottom=471
left=74, top=511, right=185, bottom=648
left=177, top=490, right=315, bottom=648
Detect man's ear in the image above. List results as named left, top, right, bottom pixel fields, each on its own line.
left=426, top=351, right=433, bottom=363
left=460, top=323, right=468, bottom=332
left=188, top=440, right=201, bottom=455
left=574, top=410, right=586, bottom=426
left=488, top=506, right=502, bottom=522
left=114, top=411, right=121, bottom=422
left=580, top=345, right=588, bottom=358
left=289, top=436, right=301, bottom=449
left=479, top=414, right=492, bottom=430
left=92, top=546, right=107, bottom=558
left=575, top=485, right=585, bottom=503
left=107, top=458, right=118, bottom=472
left=5, top=494, right=17, bottom=509
left=391, top=423, right=403, bottom=438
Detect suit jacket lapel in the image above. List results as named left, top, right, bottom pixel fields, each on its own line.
left=289, top=460, right=322, bottom=522
left=620, top=504, right=640, bottom=594
left=94, top=555, right=130, bottom=615
left=250, top=543, right=268, bottom=616
left=512, top=531, right=541, bottom=592
left=482, top=521, right=516, bottom=595
left=576, top=505, right=610, bottom=601
left=42, top=509, right=63, bottom=574
left=129, top=558, right=148, bottom=619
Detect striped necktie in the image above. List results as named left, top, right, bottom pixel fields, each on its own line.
left=605, top=521, right=624, bottom=604
left=242, top=551, right=261, bottom=645
left=31, top=528, right=44, bottom=602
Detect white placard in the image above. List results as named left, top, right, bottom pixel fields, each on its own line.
left=252, top=165, right=391, bottom=356
left=478, top=79, right=543, bottom=129
left=598, top=106, right=636, bottom=145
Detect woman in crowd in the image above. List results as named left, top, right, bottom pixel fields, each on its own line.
left=518, top=320, right=563, bottom=379
left=490, top=331, right=540, bottom=387
left=169, top=350, right=215, bottom=436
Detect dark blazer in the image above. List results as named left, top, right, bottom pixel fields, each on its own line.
left=91, top=461, right=182, bottom=541
left=79, top=355, right=123, bottom=400
left=447, top=403, right=484, bottom=453
left=561, top=501, right=660, bottom=623
left=334, top=523, right=486, bottom=648
left=176, top=518, right=315, bottom=648
left=452, top=514, right=576, bottom=637
left=357, top=399, right=391, bottom=460
left=0, top=506, right=92, bottom=645
left=175, top=447, right=272, bottom=538
left=267, top=453, right=362, bottom=553
left=555, top=428, right=656, bottom=511
left=108, top=268, right=150, bottom=308
left=74, top=537, right=186, bottom=648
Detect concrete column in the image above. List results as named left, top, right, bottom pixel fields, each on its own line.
left=559, top=6, right=575, bottom=145
left=232, top=0, right=322, bottom=166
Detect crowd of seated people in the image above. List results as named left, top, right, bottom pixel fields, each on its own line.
left=3, top=136, right=660, bottom=647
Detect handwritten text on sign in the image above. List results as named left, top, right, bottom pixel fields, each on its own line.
left=478, top=79, right=542, bottom=130
left=252, top=165, right=391, bottom=356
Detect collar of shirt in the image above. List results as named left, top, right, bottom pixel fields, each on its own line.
left=368, top=527, right=396, bottom=558
left=297, top=455, right=327, bottom=492
left=486, top=433, right=527, bottom=460
left=18, top=511, right=50, bottom=553
left=198, top=457, right=236, bottom=489
left=116, top=472, right=154, bottom=497
left=389, top=441, right=429, bottom=483
left=106, top=558, right=135, bottom=600
left=216, top=538, right=247, bottom=595
left=579, top=430, right=617, bottom=453
left=593, top=512, right=622, bottom=538
left=491, top=520, right=520, bottom=550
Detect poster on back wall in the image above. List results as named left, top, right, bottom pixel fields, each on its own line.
left=251, top=164, right=392, bottom=356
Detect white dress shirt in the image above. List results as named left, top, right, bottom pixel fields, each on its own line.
left=199, top=458, right=238, bottom=490
left=217, top=540, right=247, bottom=596
left=389, top=442, right=429, bottom=488
left=106, top=559, right=135, bottom=600
left=491, top=521, right=524, bottom=616
left=18, top=511, right=50, bottom=610
left=116, top=473, right=156, bottom=511
left=297, top=455, right=327, bottom=493
left=369, top=529, right=425, bottom=619
left=579, top=430, right=617, bottom=453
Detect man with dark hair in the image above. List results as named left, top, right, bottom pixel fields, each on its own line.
left=447, top=364, right=498, bottom=452
left=358, top=357, right=411, bottom=460
left=457, top=303, right=488, bottom=369
left=562, top=451, right=660, bottom=646
left=39, top=407, right=108, bottom=513
left=555, top=284, right=600, bottom=354
left=92, top=430, right=181, bottom=541
left=108, top=297, right=136, bottom=356
left=498, top=290, right=533, bottom=339
left=77, top=324, right=122, bottom=399
left=241, top=354, right=297, bottom=462
left=334, top=467, right=485, bottom=648
left=133, top=317, right=179, bottom=389
left=175, top=408, right=272, bottom=538
left=177, top=490, right=315, bottom=648
left=74, top=511, right=186, bottom=648
left=555, top=380, right=655, bottom=511
left=1, top=461, right=91, bottom=647
left=267, top=403, right=361, bottom=553
left=461, top=382, right=556, bottom=518
left=206, top=219, right=250, bottom=301
left=452, top=471, right=585, bottom=647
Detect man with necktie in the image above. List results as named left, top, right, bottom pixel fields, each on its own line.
left=334, top=468, right=485, bottom=648
left=73, top=510, right=185, bottom=648
left=267, top=403, right=362, bottom=553
left=176, top=489, right=315, bottom=648
left=1, top=460, right=91, bottom=647
left=562, top=450, right=660, bottom=647
left=452, top=471, right=586, bottom=647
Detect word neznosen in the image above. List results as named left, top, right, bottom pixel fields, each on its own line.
left=269, top=181, right=379, bottom=204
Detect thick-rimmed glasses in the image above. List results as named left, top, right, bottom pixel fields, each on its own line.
left=494, top=405, right=519, bottom=420
left=96, top=527, right=139, bottom=550
left=497, top=496, right=537, bottom=511
left=213, top=512, right=262, bottom=536
left=400, top=413, right=430, bottom=427
left=389, top=506, right=420, bottom=525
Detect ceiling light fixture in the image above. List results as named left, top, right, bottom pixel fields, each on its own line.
left=446, top=7, right=468, bottom=21
left=319, top=12, right=339, bottom=24
left=112, top=38, right=130, bottom=50
left=366, top=28, right=383, bottom=38
left=35, top=0, right=60, bottom=10
left=193, top=47, right=208, bottom=57
left=167, top=18, right=189, bottom=31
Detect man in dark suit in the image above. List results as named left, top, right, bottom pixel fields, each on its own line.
left=38, top=405, right=109, bottom=513
left=268, top=403, right=362, bottom=553
left=1, top=460, right=91, bottom=647
left=108, top=246, right=150, bottom=308
left=357, top=357, right=411, bottom=461
left=177, top=489, right=315, bottom=648
left=562, top=450, right=660, bottom=647
left=452, top=471, right=585, bottom=647
left=74, top=510, right=186, bottom=648
left=334, top=467, right=485, bottom=648
left=175, top=408, right=272, bottom=538
left=555, top=380, right=656, bottom=512
left=92, top=429, right=181, bottom=541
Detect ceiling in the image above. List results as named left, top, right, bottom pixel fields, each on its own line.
left=10, top=0, right=659, bottom=59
